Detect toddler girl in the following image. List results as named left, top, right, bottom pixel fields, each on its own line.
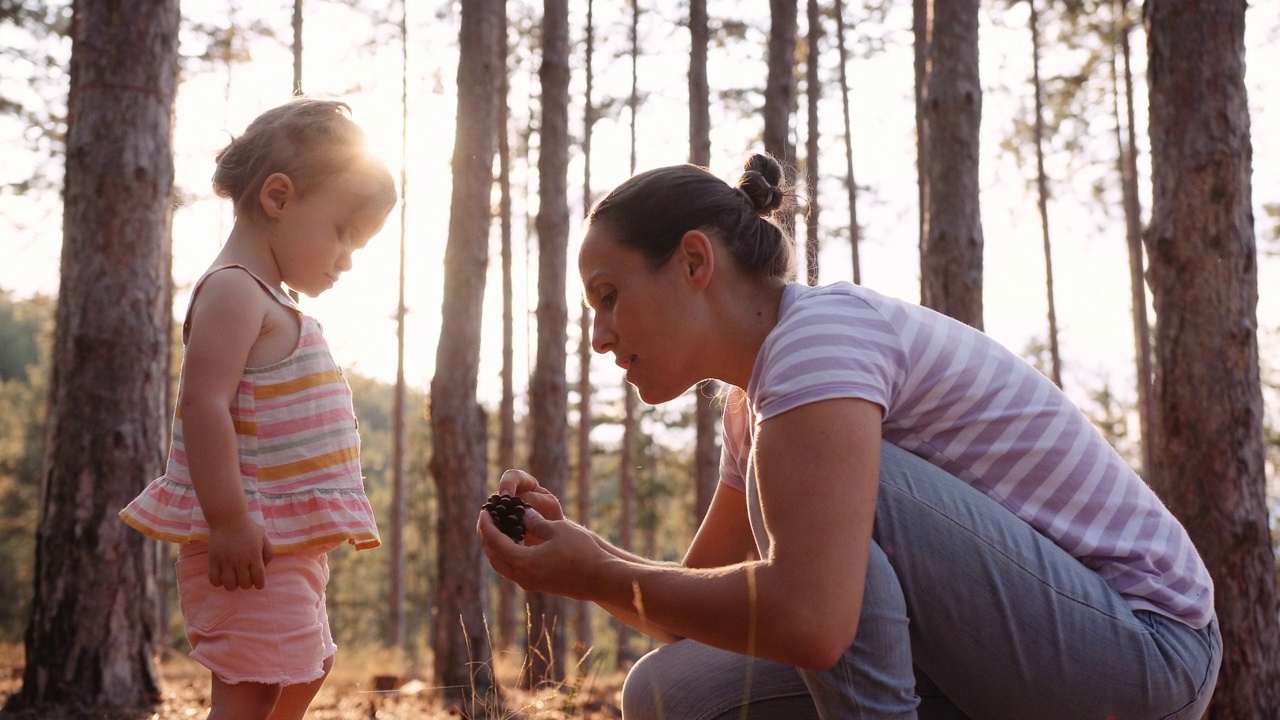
left=121, top=97, right=396, bottom=720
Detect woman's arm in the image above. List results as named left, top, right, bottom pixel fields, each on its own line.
left=180, top=271, right=275, bottom=590
left=481, top=397, right=883, bottom=670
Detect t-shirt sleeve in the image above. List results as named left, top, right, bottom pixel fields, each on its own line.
left=752, top=290, right=904, bottom=422
left=717, top=386, right=752, bottom=492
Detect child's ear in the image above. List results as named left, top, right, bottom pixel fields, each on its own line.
left=678, top=230, right=715, bottom=291
left=259, top=173, right=295, bottom=218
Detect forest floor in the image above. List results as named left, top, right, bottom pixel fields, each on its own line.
left=0, top=643, right=626, bottom=719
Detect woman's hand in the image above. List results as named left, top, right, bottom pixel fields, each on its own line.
left=478, top=504, right=608, bottom=601
left=494, top=468, right=564, bottom=535
left=206, top=514, right=274, bottom=590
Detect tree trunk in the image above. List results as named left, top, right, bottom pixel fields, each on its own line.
left=496, top=0, right=520, bottom=655
left=804, top=0, right=821, bottom=286
left=5, top=0, right=177, bottom=710
left=574, top=0, right=597, bottom=659
left=1145, top=1, right=1280, bottom=715
left=913, top=0, right=927, bottom=256
left=1028, top=0, right=1062, bottom=386
left=834, top=0, right=861, bottom=285
left=616, top=383, right=637, bottom=666
left=292, top=0, right=303, bottom=95
left=429, top=0, right=501, bottom=710
left=688, top=0, right=719, bottom=524
left=386, top=0, right=410, bottom=653
left=1112, top=0, right=1154, bottom=479
left=526, top=0, right=571, bottom=688
left=765, top=0, right=799, bottom=247
left=688, top=0, right=711, bottom=170
left=917, top=0, right=984, bottom=329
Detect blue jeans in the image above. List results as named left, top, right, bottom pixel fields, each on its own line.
left=622, top=442, right=1221, bottom=719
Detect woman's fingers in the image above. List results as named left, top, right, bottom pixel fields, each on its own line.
left=498, top=468, right=541, bottom=495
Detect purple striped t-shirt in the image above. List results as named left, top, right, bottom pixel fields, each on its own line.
left=720, top=281, right=1214, bottom=629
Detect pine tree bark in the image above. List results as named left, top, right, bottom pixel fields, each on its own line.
left=804, top=0, right=821, bottom=286
left=1112, top=0, right=1154, bottom=479
left=574, top=0, right=597, bottom=659
left=616, top=384, right=637, bottom=666
left=526, top=0, right=572, bottom=688
left=834, top=0, right=861, bottom=285
left=1028, top=0, right=1062, bottom=387
left=5, top=0, right=177, bottom=710
left=429, top=0, right=501, bottom=709
left=1145, top=1, right=1280, bottom=715
left=688, top=0, right=718, bottom=524
left=765, top=0, right=799, bottom=247
left=496, top=0, right=520, bottom=655
left=387, top=0, right=410, bottom=652
left=916, top=0, right=984, bottom=329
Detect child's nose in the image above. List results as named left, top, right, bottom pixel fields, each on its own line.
left=336, top=249, right=354, bottom=272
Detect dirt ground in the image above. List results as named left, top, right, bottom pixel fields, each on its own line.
left=0, top=644, right=625, bottom=719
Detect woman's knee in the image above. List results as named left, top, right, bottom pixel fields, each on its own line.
left=621, top=647, right=666, bottom=719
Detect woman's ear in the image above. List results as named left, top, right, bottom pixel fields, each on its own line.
left=259, top=173, right=295, bottom=219
left=678, top=230, right=715, bottom=291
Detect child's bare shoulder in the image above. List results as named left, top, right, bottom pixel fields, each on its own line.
left=189, top=267, right=273, bottom=333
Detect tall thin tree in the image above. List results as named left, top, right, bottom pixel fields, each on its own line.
left=4, top=0, right=178, bottom=710
left=574, top=0, right=597, bottom=657
left=386, top=0, right=409, bottom=652
left=688, top=0, right=718, bottom=523
left=292, top=0, right=303, bottom=95
left=616, top=0, right=642, bottom=668
left=527, top=0, right=572, bottom=687
left=496, top=0, right=520, bottom=654
left=428, top=0, right=502, bottom=709
left=765, top=0, right=799, bottom=246
left=915, top=0, right=984, bottom=329
left=804, top=0, right=822, bottom=286
left=1111, top=0, right=1153, bottom=478
left=1028, top=0, right=1062, bottom=386
left=1145, top=1, right=1280, bottom=715
left=834, top=0, right=861, bottom=285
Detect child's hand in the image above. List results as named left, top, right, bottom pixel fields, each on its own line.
left=206, top=515, right=274, bottom=590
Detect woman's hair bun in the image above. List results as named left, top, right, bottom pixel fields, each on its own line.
left=735, top=154, right=786, bottom=217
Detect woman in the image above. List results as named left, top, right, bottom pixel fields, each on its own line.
left=478, top=154, right=1220, bottom=719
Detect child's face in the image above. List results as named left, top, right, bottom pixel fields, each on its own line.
left=271, top=173, right=391, bottom=297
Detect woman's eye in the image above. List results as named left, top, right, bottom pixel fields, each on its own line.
left=601, top=292, right=616, bottom=309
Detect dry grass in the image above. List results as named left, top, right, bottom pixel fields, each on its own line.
left=0, top=642, right=625, bottom=719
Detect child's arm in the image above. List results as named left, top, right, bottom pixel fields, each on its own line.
left=180, top=270, right=275, bottom=590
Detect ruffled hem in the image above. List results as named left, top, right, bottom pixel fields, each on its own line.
left=121, top=476, right=381, bottom=552
left=204, top=652, right=337, bottom=687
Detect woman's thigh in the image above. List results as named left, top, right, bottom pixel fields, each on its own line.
left=874, top=442, right=1219, bottom=720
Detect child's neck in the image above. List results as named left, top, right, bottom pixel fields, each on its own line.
left=216, top=219, right=284, bottom=289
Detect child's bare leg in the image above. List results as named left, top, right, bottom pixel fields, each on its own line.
left=208, top=675, right=281, bottom=720
left=268, top=653, right=334, bottom=720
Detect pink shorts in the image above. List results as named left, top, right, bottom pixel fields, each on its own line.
left=176, top=542, right=337, bottom=685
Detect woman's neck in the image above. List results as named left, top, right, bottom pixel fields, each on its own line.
left=714, top=277, right=787, bottom=390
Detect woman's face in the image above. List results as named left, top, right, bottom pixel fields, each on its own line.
left=578, top=225, right=702, bottom=405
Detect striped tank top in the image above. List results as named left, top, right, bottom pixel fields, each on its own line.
left=120, top=265, right=381, bottom=553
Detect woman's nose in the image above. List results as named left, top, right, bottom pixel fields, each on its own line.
left=591, top=313, right=614, bottom=354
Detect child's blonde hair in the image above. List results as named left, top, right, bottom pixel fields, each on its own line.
left=212, top=97, right=396, bottom=220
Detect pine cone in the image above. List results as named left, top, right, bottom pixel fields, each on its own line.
left=482, top=493, right=530, bottom=543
